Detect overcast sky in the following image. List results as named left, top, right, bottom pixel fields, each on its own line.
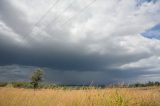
left=0, top=0, right=160, bottom=85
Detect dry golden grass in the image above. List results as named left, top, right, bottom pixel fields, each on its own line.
left=0, top=87, right=160, bottom=106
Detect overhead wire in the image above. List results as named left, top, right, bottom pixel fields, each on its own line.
left=44, top=0, right=76, bottom=29
left=60, top=0, right=97, bottom=26
left=33, top=0, right=60, bottom=27
left=41, top=0, right=97, bottom=37
left=27, top=0, right=60, bottom=37
left=27, top=0, right=97, bottom=38
left=45, top=0, right=97, bottom=29
left=33, top=0, right=75, bottom=36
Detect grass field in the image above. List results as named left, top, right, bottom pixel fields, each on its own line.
left=0, top=87, right=160, bottom=106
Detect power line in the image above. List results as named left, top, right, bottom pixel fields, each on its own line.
left=31, top=0, right=97, bottom=38
left=61, top=0, right=97, bottom=26
left=28, top=0, right=60, bottom=36
left=44, top=0, right=75, bottom=29
left=34, top=0, right=60, bottom=26
left=41, top=0, right=97, bottom=36
left=33, top=0, right=75, bottom=36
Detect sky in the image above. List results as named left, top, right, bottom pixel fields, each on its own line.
left=0, top=0, right=160, bottom=85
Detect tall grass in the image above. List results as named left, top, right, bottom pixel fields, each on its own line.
left=0, top=87, right=160, bottom=106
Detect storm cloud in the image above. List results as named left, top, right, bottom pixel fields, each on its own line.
left=0, top=0, right=160, bottom=84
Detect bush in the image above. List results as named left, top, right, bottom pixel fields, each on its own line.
left=12, top=82, right=32, bottom=88
left=0, top=82, right=7, bottom=87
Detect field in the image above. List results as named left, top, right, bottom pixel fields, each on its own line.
left=0, top=87, right=160, bottom=106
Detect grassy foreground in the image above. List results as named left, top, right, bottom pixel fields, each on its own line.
left=0, top=87, right=160, bottom=106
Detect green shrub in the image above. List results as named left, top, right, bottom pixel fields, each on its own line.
left=0, top=82, right=7, bottom=87
left=12, top=82, right=32, bottom=88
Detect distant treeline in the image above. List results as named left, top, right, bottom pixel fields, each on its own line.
left=0, top=82, right=95, bottom=89
left=0, top=82, right=57, bottom=89
left=0, top=81, right=160, bottom=89
left=129, top=81, right=160, bottom=87
left=105, top=81, right=160, bottom=88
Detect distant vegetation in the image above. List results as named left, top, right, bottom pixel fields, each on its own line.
left=1, top=68, right=160, bottom=89
left=0, top=81, right=160, bottom=89
left=130, top=81, right=160, bottom=87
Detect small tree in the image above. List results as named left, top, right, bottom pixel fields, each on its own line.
left=31, top=68, right=43, bottom=89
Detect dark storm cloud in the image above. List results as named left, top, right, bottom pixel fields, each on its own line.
left=0, top=35, right=152, bottom=72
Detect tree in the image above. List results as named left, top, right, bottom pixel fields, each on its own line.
left=30, top=68, right=43, bottom=89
